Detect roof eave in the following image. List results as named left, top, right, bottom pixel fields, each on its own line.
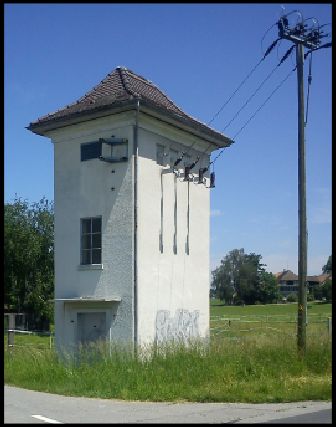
left=27, top=99, right=234, bottom=148
left=26, top=100, right=137, bottom=136
left=139, top=100, right=233, bottom=148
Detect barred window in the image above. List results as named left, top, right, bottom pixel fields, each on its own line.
left=81, top=141, right=102, bottom=161
left=80, top=217, right=102, bottom=265
left=156, top=144, right=165, bottom=166
left=169, top=149, right=179, bottom=168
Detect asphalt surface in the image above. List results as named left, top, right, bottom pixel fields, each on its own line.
left=265, top=409, right=332, bottom=423
left=4, top=386, right=332, bottom=424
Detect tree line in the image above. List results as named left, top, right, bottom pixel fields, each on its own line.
left=211, top=248, right=332, bottom=305
left=211, top=248, right=280, bottom=305
left=4, top=196, right=54, bottom=327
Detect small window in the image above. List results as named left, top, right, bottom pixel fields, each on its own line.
left=156, top=144, right=165, bottom=166
left=81, top=141, right=102, bottom=161
left=80, top=217, right=102, bottom=265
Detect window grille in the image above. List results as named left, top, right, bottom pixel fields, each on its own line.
left=81, top=141, right=102, bottom=161
left=80, top=217, right=102, bottom=265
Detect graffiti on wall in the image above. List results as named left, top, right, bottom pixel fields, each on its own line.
left=155, top=309, right=200, bottom=343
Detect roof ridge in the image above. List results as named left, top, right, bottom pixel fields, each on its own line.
left=117, top=67, right=136, bottom=97
left=122, top=68, right=185, bottom=113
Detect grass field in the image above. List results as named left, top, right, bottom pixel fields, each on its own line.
left=210, top=300, right=331, bottom=340
left=210, top=299, right=332, bottom=316
left=4, top=301, right=332, bottom=403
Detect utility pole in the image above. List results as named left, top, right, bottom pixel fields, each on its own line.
left=296, top=41, right=307, bottom=354
left=277, top=12, right=331, bottom=355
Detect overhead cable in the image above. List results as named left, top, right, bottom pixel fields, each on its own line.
left=261, top=23, right=277, bottom=55
left=210, top=65, right=297, bottom=166
left=305, top=52, right=313, bottom=126
left=231, top=65, right=297, bottom=140
left=222, top=44, right=295, bottom=131
left=304, top=41, right=332, bottom=57
left=207, top=38, right=280, bottom=126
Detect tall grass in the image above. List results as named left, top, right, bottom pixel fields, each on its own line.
left=4, top=333, right=331, bottom=402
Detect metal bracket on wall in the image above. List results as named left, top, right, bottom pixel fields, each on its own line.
left=99, top=136, right=128, bottom=163
left=99, top=156, right=128, bottom=163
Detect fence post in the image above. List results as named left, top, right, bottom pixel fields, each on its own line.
left=8, top=313, right=15, bottom=349
left=328, top=317, right=332, bottom=337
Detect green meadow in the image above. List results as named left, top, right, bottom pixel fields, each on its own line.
left=4, top=302, right=332, bottom=403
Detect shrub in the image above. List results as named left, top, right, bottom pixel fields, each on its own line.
left=286, top=293, right=298, bottom=302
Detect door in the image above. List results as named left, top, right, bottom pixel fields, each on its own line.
left=77, top=312, right=106, bottom=347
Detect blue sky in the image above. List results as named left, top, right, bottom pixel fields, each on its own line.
left=4, top=3, right=332, bottom=275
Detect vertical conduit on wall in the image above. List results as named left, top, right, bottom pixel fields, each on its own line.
left=159, top=168, right=163, bottom=253
left=133, top=98, right=140, bottom=351
left=186, top=180, right=190, bottom=255
left=173, top=172, right=177, bottom=254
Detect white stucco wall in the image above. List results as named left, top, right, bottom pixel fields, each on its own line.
left=50, top=113, right=136, bottom=354
left=136, top=117, right=211, bottom=346
left=49, top=108, right=213, bottom=354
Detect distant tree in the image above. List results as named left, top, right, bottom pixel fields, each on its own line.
left=257, top=270, right=280, bottom=304
left=212, top=248, right=248, bottom=304
left=237, top=253, right=265, bottom=305
left=211, top=262, right=235, bottom=305
left=321, top=279, right=332, bottom=301
left=312, top=284, right=323, bottom=301
left=286, top=292, right=298, bottom=302
left=4, top=196, right=54, bottom=324
left=322, top=255, right=332, bottom=274
left=211, top=249, right=279, bottom=305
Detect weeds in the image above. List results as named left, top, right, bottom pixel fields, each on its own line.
left=4, top=333, right=331, bottom=402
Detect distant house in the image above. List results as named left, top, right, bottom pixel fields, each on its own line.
left=306, top=273, right=332, bottom=297
left=276, top=270, right=298, bottom=296
left=276, top=269, right=331, bottom=297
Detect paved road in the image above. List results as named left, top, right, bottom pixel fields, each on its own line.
left=4, top=386, right=332, bottom=424
left=265, top=409, right=331, bottom=423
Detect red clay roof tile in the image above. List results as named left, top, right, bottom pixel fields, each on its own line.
left=27, top=66, right=233, bottom=146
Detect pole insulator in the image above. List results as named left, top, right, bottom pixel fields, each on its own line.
left=184, top=166, right=190, bottom=181
left=198, top=167, right=208, bottom=183
left=210, top=172, right=215, bottom=188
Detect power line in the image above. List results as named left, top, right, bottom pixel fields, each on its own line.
left=231, top=66, right=296, bottom=140
left=210, top=64, right=297, bottom=166
left=206, top=58, right=263, bottom=126
left=210, top=16, right=331, bottom=168
left=222, top=45, right=295, bottom=132
left=260, top=23, right=277, bottom=55
left=172, top=15, right=330, bottom=179
left=207, top=38, right=280, bottom=126
left=305, top=52, right=313, bottom=126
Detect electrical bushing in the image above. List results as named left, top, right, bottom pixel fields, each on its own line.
left=210, top=172, right=215, bottom=188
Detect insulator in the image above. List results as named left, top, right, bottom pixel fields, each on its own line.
left=210, top=172, right=215, bottom=188
left=184, top=166, right=190, bottom=181
left=174, top=152, right=184, bottom=167
left=188, top=157, right=200, bottom=171
left=198, top=167, right=208, bottom=183
left=277, top=17, right=288, bottom=34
